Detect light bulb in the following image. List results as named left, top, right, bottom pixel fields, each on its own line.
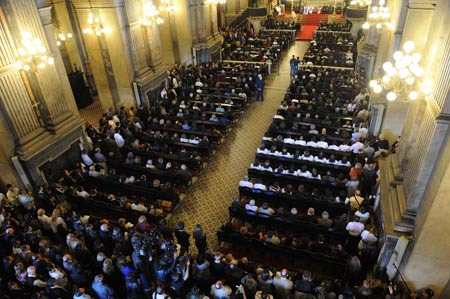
left=376, top=23, right=382, bottom=29
left=374, top=85, right=383, bottom=93
left=362, top=22, right=370, bottom=30
left=57, top=40, right=62, bottom=46
left=387, top=68, right=397, bottom=77
left=412, top=53, right=422, bottom=63
left=48, top=57, right=54, bottom=64
left=14, top=61, right=23, bottom=69
left=403, top=41, right=415, bottom=53
left=382, top=75, right=391, bottom=83
left=382, top=62, right=393, bottom=72
left=67, top=33, right=73, bottom=39
left=23, top=65, right=31, bottom=71
left=414, top=67, right=424, bottom=77
left=421, top=84, right=432, bottom=95
left=399, top=68, right=410, bottom=78
left=369, top=80, right=378, bottom=88
left=405, top=77, right=415, bottom=85
left=409, top=91, right=418, bottom=100
left=386, top=91, right=397, bottom=101
left=38, top=62, right=46, bottom=69
left=393, top=51, right=403, bottom=61
left=18, top=48, right=27, bottom=56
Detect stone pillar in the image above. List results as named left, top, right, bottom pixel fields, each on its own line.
left=72, top=0, right=136, bottom=111
left=3, top=0, right=76, bottom=131
left=189, top=0, right=222, bottom=64
left=37, top=2, right=80, bottom=117
left=0, top=0, right=84, bottom=187
left=122, top=0, right=168, bottom=105
left=403, top=135, right=450, bottom=297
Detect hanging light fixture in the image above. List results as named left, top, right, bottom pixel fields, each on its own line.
left=160, top=0, right=176, bottom=12
left=14, top=32, right=54, bottom=72
left=140, top=1, right=164, bottom=26
left=83, top=13, right=107, bottom=35
left=369, top=41, right=432, bottom=102
left=362, top=0, right=393, bottom=30
left=350, top=0, right=371, bottom=6
left=205, top=0, right=226, bottom=5
left=51, top=0, right=73, bottom=46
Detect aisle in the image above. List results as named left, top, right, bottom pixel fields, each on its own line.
left=170, top=41, right=310, bottom=251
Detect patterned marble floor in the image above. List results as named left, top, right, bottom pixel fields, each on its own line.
left=170, top=41, right=310, bottom=251
left=79, top=96, right=103, bottom=128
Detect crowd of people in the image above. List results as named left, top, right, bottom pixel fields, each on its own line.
left=0, top=17, right=436, bottom=299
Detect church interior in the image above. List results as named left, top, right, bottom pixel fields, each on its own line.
left=0, top=0, right=449, bottom=298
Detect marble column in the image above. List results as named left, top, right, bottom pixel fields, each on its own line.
left=37, top=2, right=80, bottom=117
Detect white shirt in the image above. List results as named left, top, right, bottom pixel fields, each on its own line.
left=339, top=144, right=351, bottom=152
left=297, top=170, right=311, bottom=178
left=279, top=151, right=293, bottom=158
left=350, top=142, right=365, bottom=154
left=245, top=204, right=258, bottom=212
left=306, top=141, right=317, bottom=148
left=114, top=133, right=125, bottom=148
left=361, top=230, right=377, bottom=244
left=250, top=163, right=261, bottom=170
left=314, top=156, right=327, bottom=163
left=328, top=144, right=340, bottom=151
left=294, top=139, right=307, bottom=146
left=51, top=217, right=67, bottom=233
left=257, top=148, right=269, bottom=154
left=239, top=180, right=253, bottom=188
left=38, top=214, right=52, bottom=231
left=283, top=137, right=295, bottom=144
left=316, top=141, right=328, bottom=149
left=346, top=221, right=365, bottom=237
left=260, top=166, right=273, bottom=172
left=254, top=183, right=267, bottom=191
left=81, top=154, right=94, bottom=166
left=301, top=155, right=314, bottom=161
left=131, top=203, right=147, bottom=212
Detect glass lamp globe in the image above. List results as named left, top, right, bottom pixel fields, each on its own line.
left=373, top=85, right=383, bottom=93
left=403, top=41, right=415, bottom=53
left=409, top=91, right=419, bottom=100
left=386, top=91, right=397, bottom=101
left=393, top=51, right=404, bottom=61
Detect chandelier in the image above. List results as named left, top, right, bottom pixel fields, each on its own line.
left=140, top=2, right=164, bottom=26
left=205, top=0, right=226, bottom=5
left=350, top=0, right=371, bottom=6
left=14, top=32, right=54, bottom=72
left=362, top=0, right=392, bottom=30
left=369, top=41, right=432, bottom=102
left=160, top=0, right=176, bottom=12
left=56, top=32, right=73, bottom=46
left=83, top=13, right=106, bottom=35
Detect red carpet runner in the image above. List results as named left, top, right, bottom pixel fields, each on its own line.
left=296, top=25, right=317, bottom=41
